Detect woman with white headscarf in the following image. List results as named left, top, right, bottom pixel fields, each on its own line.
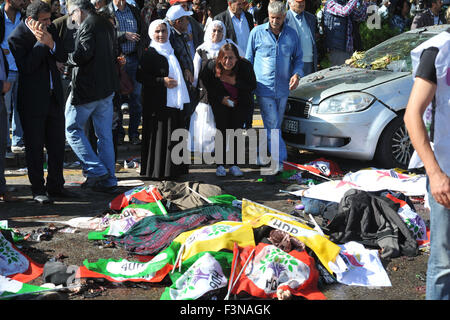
left=193, top=20, right=243, bottom=87
left=136, top=19, right=190, bottom=179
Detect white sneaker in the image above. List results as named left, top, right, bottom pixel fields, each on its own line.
left=216, top=165, right=226, bottom=177
left=11, top=145, right=25, bottom=153
left=121, top=103, right=129, bottom=113
left=229, top=165, right=244, bottom=177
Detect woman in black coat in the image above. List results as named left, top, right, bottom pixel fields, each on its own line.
left=199, top=43, right=257, bottom=177
left=136, top=19, right=190, bottom=179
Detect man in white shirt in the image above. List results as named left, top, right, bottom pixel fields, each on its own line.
left=285, top=0, right=318, bottom=75
left=214, top=0, right=254, bottom=54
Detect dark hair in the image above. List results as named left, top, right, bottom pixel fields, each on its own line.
left=215, top=42, right=240, bottom=77
left=26, top=1, right=51, bottom=19
left=97, top=7, right=115, bottom=22
left=393, top=0, right=410, bottom=15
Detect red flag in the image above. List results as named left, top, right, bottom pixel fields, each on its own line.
left=229, top=243, right=326, bottom=300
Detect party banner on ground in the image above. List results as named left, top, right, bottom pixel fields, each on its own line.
left=241, top=199, right=341, bottom=274
left=161, top=251, right=233, bottom=300
left=229, top=243, right=326, bottom=300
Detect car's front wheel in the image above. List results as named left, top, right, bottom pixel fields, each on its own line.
left=375, top=115, right=414, bottom=169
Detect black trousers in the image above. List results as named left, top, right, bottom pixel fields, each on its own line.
left=212, top=103, right=246, bottom=166
left=19, top=93, right=66, bottom=195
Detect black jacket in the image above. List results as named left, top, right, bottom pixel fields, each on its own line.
left=199, top=57, right=256, bottom=115
left=68, top=13, right=119, bottom=106
left=214, top=9, right=254, bottom=46
left=323, top=189, right=419, bottom=259
left=8, top=21, right=67, bottom=116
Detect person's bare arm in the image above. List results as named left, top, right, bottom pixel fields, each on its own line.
left=404, top=77, right=450, bottom=208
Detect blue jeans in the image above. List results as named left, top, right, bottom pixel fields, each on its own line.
left=4, top=71, right=24, bottom=147
left=122, top=54, right=142, bottom=139
left=0, top=96, right=7, bottom=194
left=426, top=180, right=450, bottom=300
left=65, top=93, right=117, bottom=187
left=257, top=95, right=288, bottom=165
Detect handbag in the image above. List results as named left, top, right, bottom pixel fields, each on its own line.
left=117, top=64, right=134, bottom=95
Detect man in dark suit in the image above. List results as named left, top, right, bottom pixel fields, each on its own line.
left=214, top=0, right=254, bottom=54
left=8, top=0, right=71, bottom=204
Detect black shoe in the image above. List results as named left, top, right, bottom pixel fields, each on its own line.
left=47, top=188, right=79, bottom=198
left=81, top=174, right=109, bottom=189
left=33, top=194, right=53, bottom=204
left=92, top=181, right=119, bottom=194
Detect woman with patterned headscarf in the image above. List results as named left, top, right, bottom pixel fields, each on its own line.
left=193, top=20, right=243, bottom=87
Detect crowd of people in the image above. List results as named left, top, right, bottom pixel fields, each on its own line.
left=0, top=0, right=448, bottom=301
left=0, top=0, right=448, bottom=198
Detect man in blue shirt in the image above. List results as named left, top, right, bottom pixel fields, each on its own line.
left=246, top=1, right=303, bottom=173
left=1, top=0, right=25, bottom=155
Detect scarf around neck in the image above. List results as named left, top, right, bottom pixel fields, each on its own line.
left=149, top=19, right=190, bottom=110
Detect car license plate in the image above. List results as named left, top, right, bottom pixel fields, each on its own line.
left=282, top=119, right=299, bottom=134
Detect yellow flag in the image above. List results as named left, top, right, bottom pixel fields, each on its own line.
left=241, top=199, right=341, bottom=274
left=174, top=221, right=255, bottom=263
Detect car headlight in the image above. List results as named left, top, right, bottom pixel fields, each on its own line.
left=317, top=92, right=374, bottom=114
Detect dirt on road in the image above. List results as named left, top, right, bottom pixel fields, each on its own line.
left=1, top=144, right=430, bottom=302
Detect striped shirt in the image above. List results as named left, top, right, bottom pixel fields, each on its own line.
left=325, top=0, right=368, bottom=53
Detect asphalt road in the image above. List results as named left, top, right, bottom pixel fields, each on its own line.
left=2, top=135, right=430, bottom=302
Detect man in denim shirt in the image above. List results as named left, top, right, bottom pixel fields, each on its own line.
left=245, top=1, right=303, bottom=173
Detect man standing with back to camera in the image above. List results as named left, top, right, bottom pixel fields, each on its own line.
left=64, top=0, right=119, bottom=193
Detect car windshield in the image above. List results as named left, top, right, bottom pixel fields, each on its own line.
left=348, top=32, right=436, bottom=72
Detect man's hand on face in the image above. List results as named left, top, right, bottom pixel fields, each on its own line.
left=27, top=17, right=54, bottom=49
left=34, top=28, right=55, bottom=49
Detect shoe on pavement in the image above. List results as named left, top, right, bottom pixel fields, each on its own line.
left=92, top=181, right=119, bottom=194
left=229, top=165, right=243, bottom=177
left=81, top=174, right=109, bottom=189
left=216, top=165, right=226, bottom=177
left=11, top=145, right=25, bottom=153
left=121, top=103, right=129, bottom=113
left=33, top=194, right=53, bottom=204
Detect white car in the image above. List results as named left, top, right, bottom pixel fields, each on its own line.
left=282, top=24, right=448, bottom=168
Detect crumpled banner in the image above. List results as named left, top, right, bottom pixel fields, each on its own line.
left=81, top=221, right=254, bottom=284
left=1, top=232, right=43, bottom=283
left=328, top=241, right=392, bottom=287
left=0, top=275, right=48, bottom=299
left=241, top=199, right=341, bottom=275
left=109, top=185, right=163, bottom=211
left=230, top=243, right=326, bottom=300
left=161, top=251, right=233, bottom=300
left=78, top=254, right=173, bottom=283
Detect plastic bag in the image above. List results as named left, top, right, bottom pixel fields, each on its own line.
left=188, top=102, right=216, bottom=153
